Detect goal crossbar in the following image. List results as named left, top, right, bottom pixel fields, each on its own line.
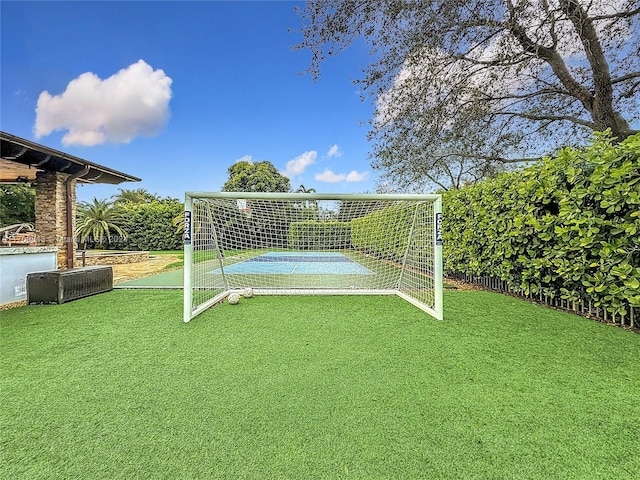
left=183, top=192, right=443, bottom=322
left=185, top=192, right=442, bottom=201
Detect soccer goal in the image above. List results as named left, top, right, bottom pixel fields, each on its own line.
left=183, top=192, right=442, bottom=322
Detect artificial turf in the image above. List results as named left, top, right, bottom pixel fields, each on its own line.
left=1, top=290, right=638, bottom=479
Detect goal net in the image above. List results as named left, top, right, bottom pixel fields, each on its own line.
left=183, top=192, right=442, bottom=322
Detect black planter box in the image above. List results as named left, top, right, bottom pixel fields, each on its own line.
left=27, top=266, right=113, bottom=304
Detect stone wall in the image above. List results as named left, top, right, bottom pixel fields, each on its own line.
left=34, top=171, right=76, bottom=269
left=77, top=251, right=149, bottom=266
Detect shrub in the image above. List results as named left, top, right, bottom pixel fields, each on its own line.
left=118, top=200, right=184, bottom=251
left=351, top=203, right=415, bottom=261
left=289, top=221, right=351, bottom=250
left=443, top=132, right=640, bottom=316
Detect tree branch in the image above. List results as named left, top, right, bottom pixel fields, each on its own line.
left=452, top=52, right=531, bottom=67
left=555, top=0, right=636, bottom=139
left=620, top=80, right=640, bottom=98
left=590, top=8, right=640, bottom=21
left=497, top=110, right=597, bottom=129
left=611, top=72, right=640, bottom=84
left=431, top=152, right=537, bottom=164
left=474, top=87, right=574, bottom=102
left=506, top=2, right=595, bottom=115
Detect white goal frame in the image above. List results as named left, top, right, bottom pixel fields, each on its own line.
left=183, top=192, right=442, bottom=322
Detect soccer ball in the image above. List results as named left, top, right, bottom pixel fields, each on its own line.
left=228, top=292, right=241, bottom=305
left=243, top=288, right=254, bottom=298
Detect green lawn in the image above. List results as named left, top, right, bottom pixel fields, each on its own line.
left=1, top=290, right=638, bottom=479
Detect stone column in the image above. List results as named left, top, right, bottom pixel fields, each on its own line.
left=34, top=171, right=76, bottom=269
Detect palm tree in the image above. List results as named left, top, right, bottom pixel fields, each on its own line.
left=295, top=184, right=318, bottom=218
left=76, top=198, right=127, bottom=249
left=295, top=184, right=316, bottom=194
left=172, top=212, right=185, bottom=235
left=112, top=188, right=159, bottom=206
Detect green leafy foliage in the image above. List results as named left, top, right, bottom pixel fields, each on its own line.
left=76, top=198, right=126, bottom=248
left=117, top=200, right=184, bottom=251
left=296, top=1, right=639, bottom=191
left=0, top=185, right=35, bottom=227
left=112, top=188, right=162, bottom=206
left=351, top=203, right=415, bottom=261
left=443, top=132, right=640, bottom=316
left=289, top=221, right=351, bottom=249
left=203, top=199, right=303, bottom=251
left=222, top=160, right=291, bottom=193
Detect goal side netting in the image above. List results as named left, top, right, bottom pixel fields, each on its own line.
left=183, top=192, right=442, bottom=322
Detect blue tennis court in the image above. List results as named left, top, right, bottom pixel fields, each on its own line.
left=210, top=252, right=374, bottom=275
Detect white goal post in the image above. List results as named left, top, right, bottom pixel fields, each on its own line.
left=183, top=192, right=442, bottom=322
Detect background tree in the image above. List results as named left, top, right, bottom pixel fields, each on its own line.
left=112, top=188, right=160, bottom=206
left=222, top=160, right=291, bottom=193
left=76, top=198, right=126, bottom=249
left=0, top=185, right=35, bottom=226
left=118, top=199, right=184, bottom=251
left=295, top=0, right=640, bottom=189
left=220, top=160, right=291, bottom=248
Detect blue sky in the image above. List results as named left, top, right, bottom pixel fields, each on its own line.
left=1, top=1, right=378, bottom=202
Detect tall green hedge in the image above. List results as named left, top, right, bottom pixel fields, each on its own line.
left=289, top=221, right=351, bottom=250
left=117, top=200, right=183, bottom=251
left=443, top=132, right=640, bottom=316
left=351, top=203, right=416, bottom=261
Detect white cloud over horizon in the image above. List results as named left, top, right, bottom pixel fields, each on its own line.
left=315, top=169, right=368, bottom=183
left=281, top=150, right=317, bottom=178
left=34, top=59, right=172, bottom=146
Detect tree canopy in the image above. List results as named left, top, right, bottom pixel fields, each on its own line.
left=295, top=0, right=640, bottom=189
left=0, top=185, right=35, bottom=227
left=222, top=160, right=291, bottom=193
left=112, top=188, right=161, bottom=206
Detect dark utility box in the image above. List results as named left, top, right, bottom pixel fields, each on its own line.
left=27, top=266, right=113, bottom=304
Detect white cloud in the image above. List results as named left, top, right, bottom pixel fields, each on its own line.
left=315, top=169, right=345, bottom=183
left=315, top=169, right=368, bottom=183
left=281, top=150, right=317, bottom=178
left=235, top=155, right=254, bottom=163
left=327, top=144, right=342, bottom=158
left=346, top=170, right=369, bottom=182
left=34, top=59, right=173, bottom=146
